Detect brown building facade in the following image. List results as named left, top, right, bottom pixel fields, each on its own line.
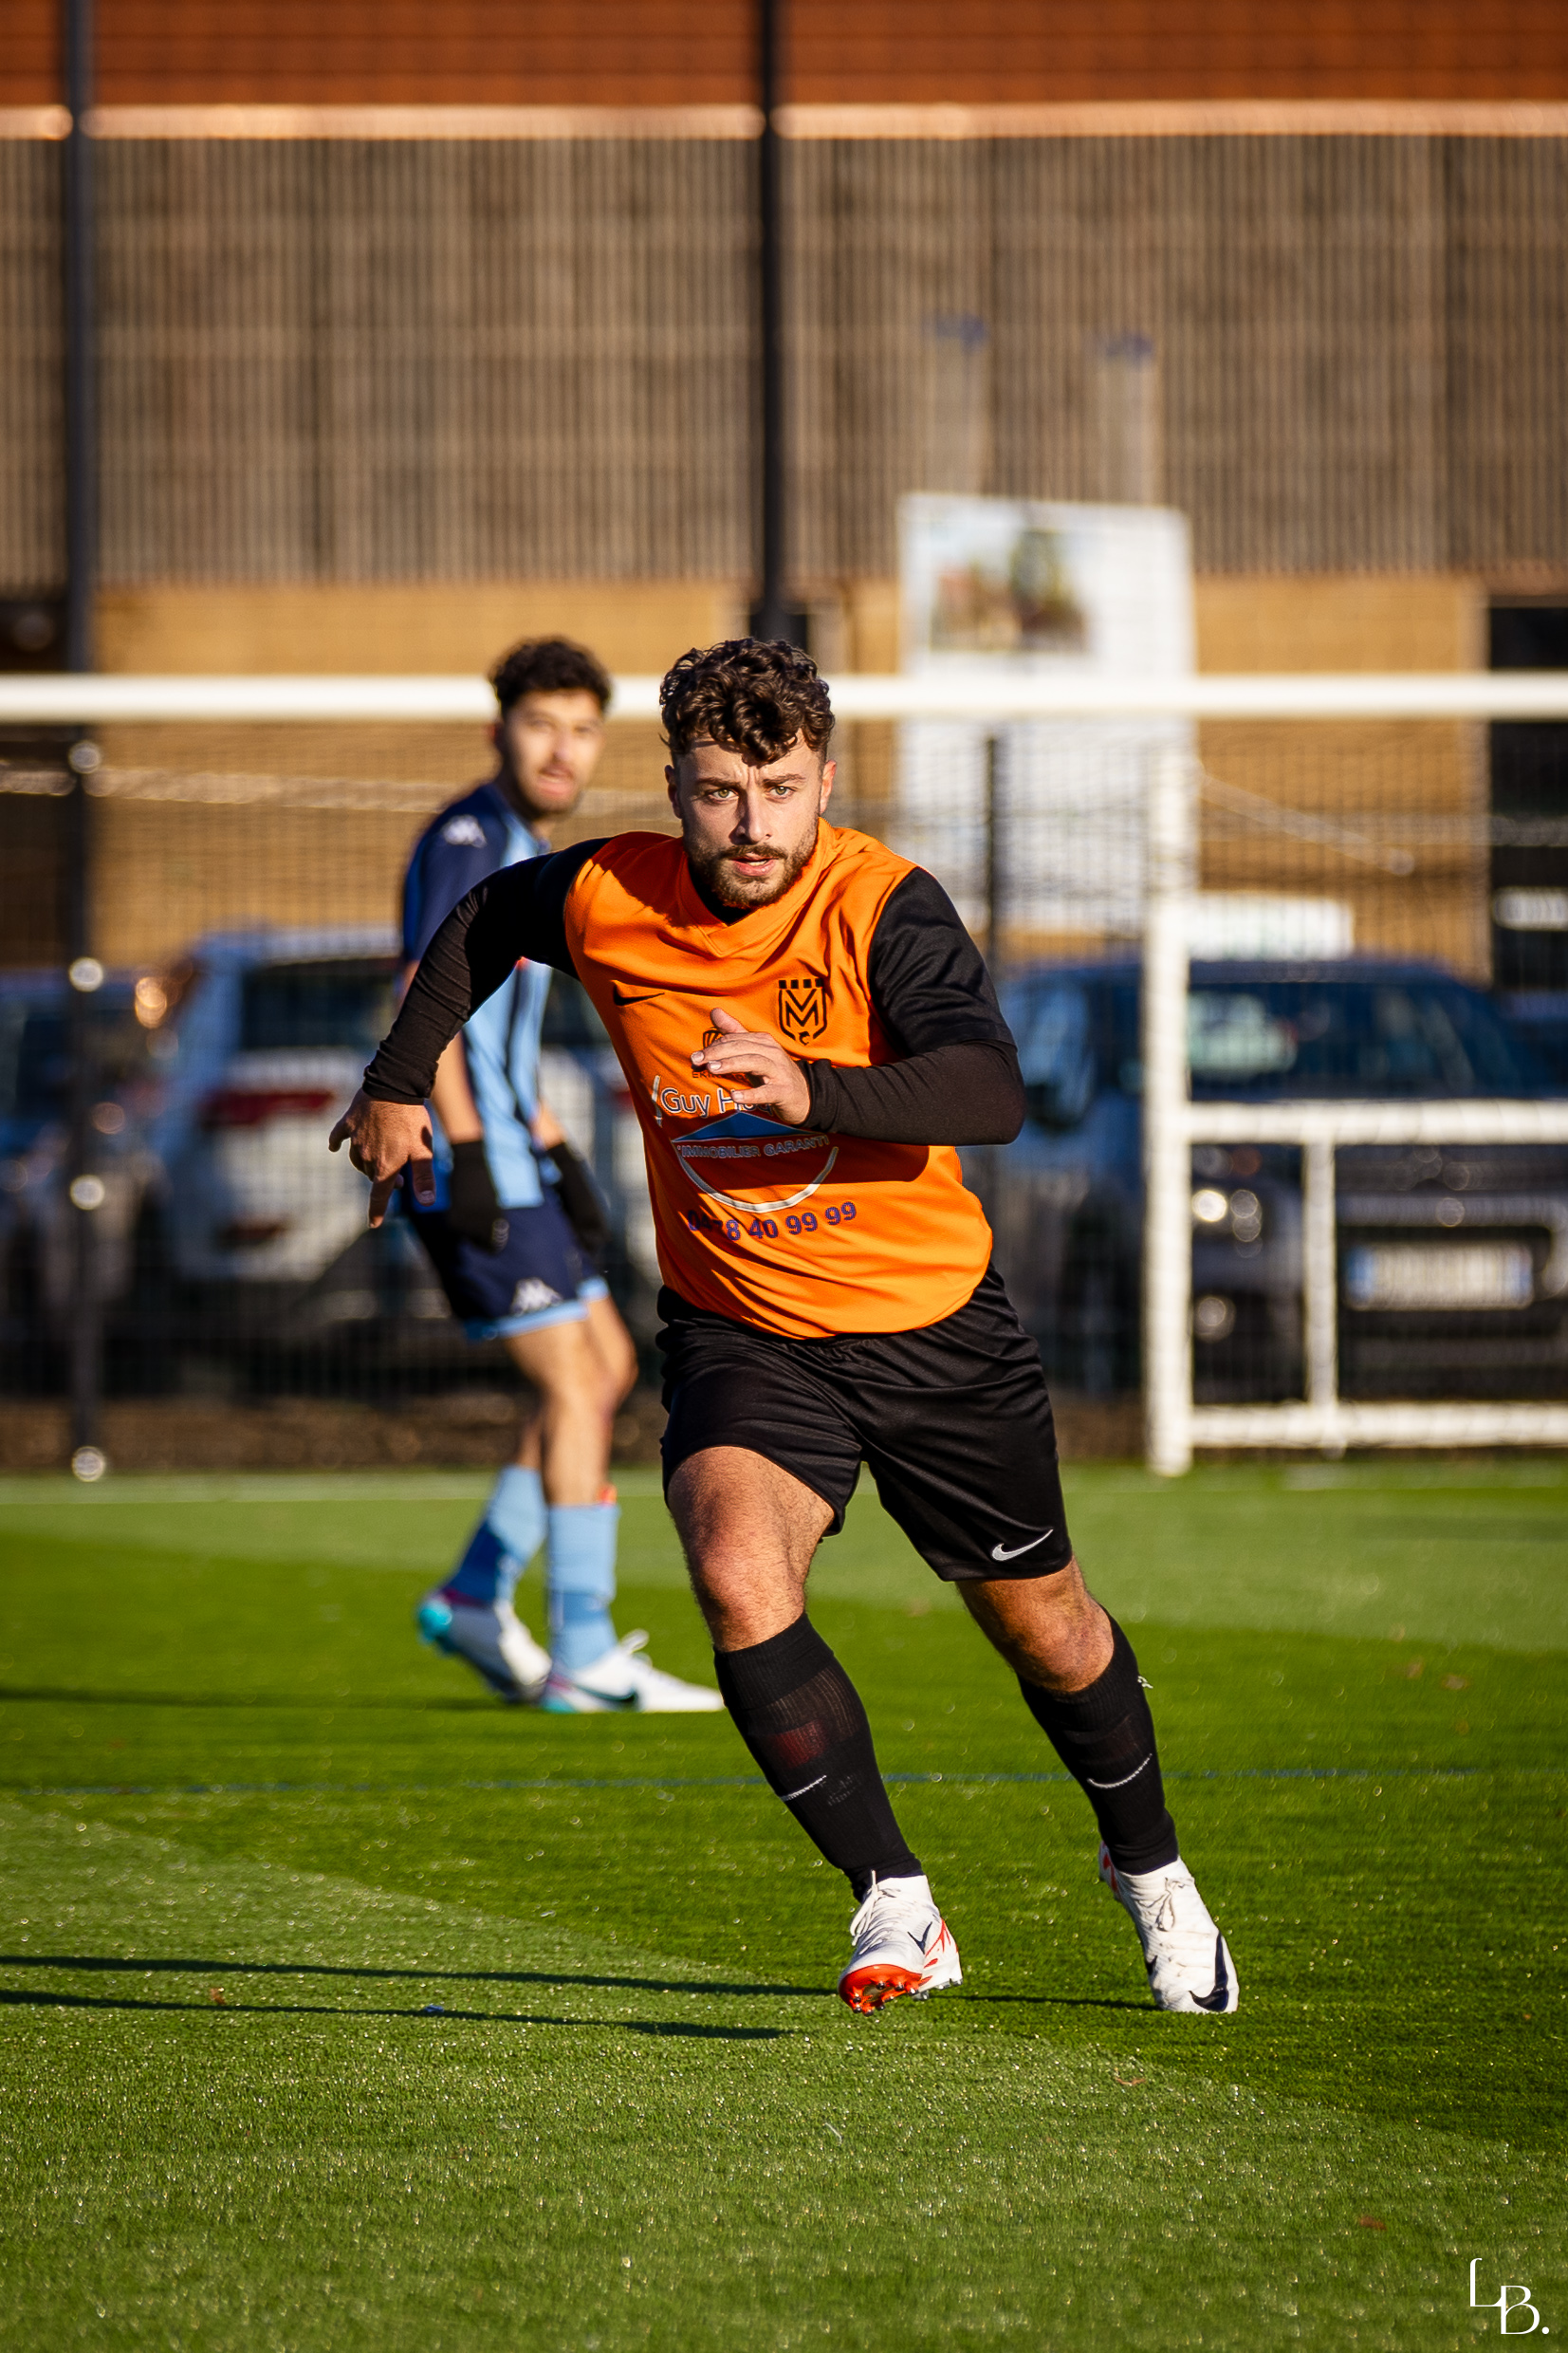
left=2, top=2, right=1565, bottom=992
left=8, top=0, right=1568, bottom=107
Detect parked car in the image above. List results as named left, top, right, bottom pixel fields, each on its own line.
left=0, top=969, right=167, bottom=1380
left=133, top=928, right=657, bottom=1379
left=1495, top=991, right=1568, bottom=1088
left=980, top=958, right=1568, bottom=1402
left=5, top=926, right=663, bottom=1393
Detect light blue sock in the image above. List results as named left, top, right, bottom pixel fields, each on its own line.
left=546, top=1501, right=619, bottom=1673
left=445, top=1466, right=545, bottom=1605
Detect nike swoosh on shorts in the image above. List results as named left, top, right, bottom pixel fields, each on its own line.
left=990, top=1529, right=1054, bottom=1562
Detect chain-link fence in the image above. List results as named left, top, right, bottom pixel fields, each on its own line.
left=0, top=707, right=685, bottom=1471
left=4, top=673, right=1567, bottom=1473
left=6, top=130, right=1568, bottom=601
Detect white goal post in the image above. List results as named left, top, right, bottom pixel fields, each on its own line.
left=1140, top=746, right=1568, bottom=1473
left=7, top=665, right=1568, bottom=1473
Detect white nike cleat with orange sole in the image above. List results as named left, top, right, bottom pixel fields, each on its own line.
left=1098, top=1843, right=1239, bottom=2014
left=837, top=1874, right=962, bottom=2014
left=415, top=1590, right=550, bottom=1705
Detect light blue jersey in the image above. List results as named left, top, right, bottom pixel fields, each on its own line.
left=400, top=780, right=553, bottom=1211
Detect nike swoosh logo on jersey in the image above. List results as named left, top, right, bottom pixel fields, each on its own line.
left=990, top=1529, right=1054, bottom=1561
left=612, top=987, right=663, bottom=1006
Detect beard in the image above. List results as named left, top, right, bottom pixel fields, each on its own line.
left=684, top=824, right=818, bottom=910
left=501, top=758, right=581, bottom=824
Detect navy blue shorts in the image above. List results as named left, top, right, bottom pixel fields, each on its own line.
left=409, top=1193, right=608, bottom=1343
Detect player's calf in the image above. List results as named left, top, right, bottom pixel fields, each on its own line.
left=1005, top=1606, right=1239, bottom=2013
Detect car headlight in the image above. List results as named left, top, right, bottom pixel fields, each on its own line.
left=1229, top=1188, right=1264, bottom=1243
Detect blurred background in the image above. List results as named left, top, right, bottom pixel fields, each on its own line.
left=2, top=1, right=1567, bottom=1472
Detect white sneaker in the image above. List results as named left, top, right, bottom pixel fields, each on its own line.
left=538, top=1631, right=725, bottom=1714
left=837, top=1874, right=962, bottom=2015
left=1098, top=1843, right=1239, bottom=2014
left=415, top=1589, right=550, bottom=1706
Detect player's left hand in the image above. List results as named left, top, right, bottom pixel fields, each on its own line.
left=691, top=1008, right=812, bottom=1126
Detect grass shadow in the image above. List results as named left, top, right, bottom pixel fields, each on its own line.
left=0, top=1687, right=491, bottom=1714
left=0, top=1952, right=826, bottom=2001
left=0, top=1986, right=791, bottom=2040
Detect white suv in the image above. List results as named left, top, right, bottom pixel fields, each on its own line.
left=152, top=928, right=400, bottom=1290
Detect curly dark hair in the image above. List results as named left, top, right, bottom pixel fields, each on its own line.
left=489, top=637, right=612, bottom=717
left=660, top=639, right=833, bottom=765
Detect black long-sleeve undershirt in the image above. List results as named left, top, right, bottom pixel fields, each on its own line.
left=361, top=841, right=1024, bottom=1147
left=800, top=1038, right=1021, bottom=1144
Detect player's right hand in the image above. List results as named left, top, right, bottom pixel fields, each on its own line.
left=328, top=1091, right=435, bottom=1227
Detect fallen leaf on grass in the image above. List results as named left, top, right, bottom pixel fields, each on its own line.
left=1441, top=1675, right=1470, bottom=1692
left=1113, top=2073, right=1145, bottom=2087
left=1357, top=2216, right=1386, bottom=2232
left=1401, top=1660, right=1425, bottom=1680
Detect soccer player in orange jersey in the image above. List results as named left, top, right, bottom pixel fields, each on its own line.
left=331, top=640, right=1238, bottom=2016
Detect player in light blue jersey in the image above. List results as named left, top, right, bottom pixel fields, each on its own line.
left=401, top=637, right=720, bottom=1714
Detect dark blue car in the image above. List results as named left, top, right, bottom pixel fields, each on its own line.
left=978, top=959, right=1567, bottom=1403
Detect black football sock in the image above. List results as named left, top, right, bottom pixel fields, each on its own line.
left=713, top=1615, right=923, bottom=1900
left=1018, top=1620, right=1179, bottom=1875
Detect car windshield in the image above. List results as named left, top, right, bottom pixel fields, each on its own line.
left=1184, top=980, right=1543, bottom=1097
left=239, top=959, right=399, bottom=1054
left=1006, top=971, right=1552, bottom=1114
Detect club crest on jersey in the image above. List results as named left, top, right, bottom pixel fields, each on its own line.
left=778, top=974, right=831, bottom=1045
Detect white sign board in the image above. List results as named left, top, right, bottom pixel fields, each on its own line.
left=895, top=495, right=1195, bottom=940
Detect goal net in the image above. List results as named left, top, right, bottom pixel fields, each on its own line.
left=2, top=669, right=1566, bottom=1472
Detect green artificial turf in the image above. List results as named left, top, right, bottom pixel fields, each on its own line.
left=1, top=1461, right=1565, bottom=2349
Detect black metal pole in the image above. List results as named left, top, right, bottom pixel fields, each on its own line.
left=64, top=0, right=95, bottom=676
left=63, top=0, right=103, bottom=1473
left=755, top=0, right=788, bottom=644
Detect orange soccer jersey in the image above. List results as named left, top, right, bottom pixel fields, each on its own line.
left=559, top=824, right=996, bottom=1339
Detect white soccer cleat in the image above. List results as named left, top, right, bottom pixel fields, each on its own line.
left=837, top=1873, right=962, bottom=2015
left=538, top=1630, right=725, bottom=1714
left=1098, top=1843, right=1239, bottom=2014
left=415, top=1589, right=551, bottom=1706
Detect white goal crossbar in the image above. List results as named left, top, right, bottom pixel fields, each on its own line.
left=7, top=670, right=1568, bottom=723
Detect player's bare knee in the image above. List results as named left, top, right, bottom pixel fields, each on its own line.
left=683, top=1557, right=803, bottom=1650
left=961, top=1557, right=1112, bottom=1690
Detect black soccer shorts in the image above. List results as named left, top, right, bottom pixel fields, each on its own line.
left=657, top=1265, right=1074, bottom=1584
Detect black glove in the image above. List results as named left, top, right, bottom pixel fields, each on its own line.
left=446, top=1139, right=508, bottom=1252
left=546, top=1138, right=610, bottom=1262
